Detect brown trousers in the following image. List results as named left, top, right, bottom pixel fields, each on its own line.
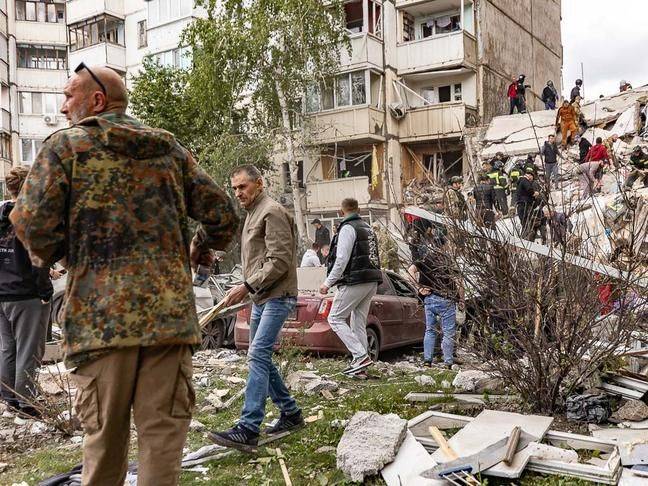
left=71, top=345, right=194, bottom=486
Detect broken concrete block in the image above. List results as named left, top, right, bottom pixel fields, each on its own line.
left=336, top=411, right=407, bottom=482
left=190, top=419, right=206, bottom=432
left=452, top=370, right=503, bottom=393
left=613, top=399, right=648, bottom=422
left=304, top=378, right=338, bottom=395
left=285, top=370, right=320, bottom=392
left=415, top=375, right=435, bottom=386
left=527, top=443, right=579, bottom=463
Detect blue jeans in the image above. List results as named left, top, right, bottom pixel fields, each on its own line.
left=240, top=297, right=299, bottom=433
left=423, top=294, right=456, bottom=364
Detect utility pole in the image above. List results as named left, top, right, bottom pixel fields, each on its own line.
left=580, top=62, right=585, bottom=99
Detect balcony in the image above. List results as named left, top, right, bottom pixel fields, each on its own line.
left=66, top=0, right=124, bottom=24
left=399, top=102, right=477, bottom=143
left=0, top=61, right=8, bottom=86
left=15, top=21, right=67, bottom=44
left=306, top=106, right=384, bottom=145
left=306, top=176, right=373, bottom=212
left=0, top=109, right=10, bottom=134
left=397, top=31, right=476, bottom=75
left=16, top=68, right=68, bottom=89
left=69, top=43, right=126, bottom=73
left=339, top=33, right=383, bottom=71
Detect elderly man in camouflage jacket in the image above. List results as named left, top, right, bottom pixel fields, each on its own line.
left=10, top=65, right=238, bottom=485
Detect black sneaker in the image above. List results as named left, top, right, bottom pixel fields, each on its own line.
left=342, top=355, right=373, bottom=375
left=208, top=423, right=259, bottom=453
left=423, top=360, right=433, bottom=367
left=264, top=410, right=305, bottom=435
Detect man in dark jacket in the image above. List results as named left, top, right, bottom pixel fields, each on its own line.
left=0, top=166, right=53, bottom=419
left=471, top=173, right=496, bottom=229
left=508, top=160, right=525, bottom=208
left=517, top=170, right=538, bottom=240
left=11, top=66, right=238, bottom=484
left=311, top=219, right=330, bottom=248
left=542, top=134, right=560, bottom=189
left=570, top=79, right=583, bottom=103
left=541, top=81, right=558, bottom=110
left=515, top=74, right=531, bottom=113
left=624, top=146, right=648, bottom=189
left=320, top=198, right=382, bottom=376
left=579, top=136, right=592, bottom=163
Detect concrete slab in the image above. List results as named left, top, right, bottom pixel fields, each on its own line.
left=381, top=431, right=444, bottom=486
left=429, top=409, right=553, bottom=479
left=581, top=89, right=648, bottom=126
left=592, top=428, right=648, bottom=466
left=483, top=110, right=556, bottom=142
left=611, top=103, right=641, bottom=136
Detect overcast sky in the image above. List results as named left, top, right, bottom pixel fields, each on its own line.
left=562, top=0, right=648, bottom=101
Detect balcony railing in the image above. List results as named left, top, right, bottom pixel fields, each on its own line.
left=15, top=21, right=66, bottom=44
left=396, top=31, right=477, bottom=74
left=399, top=102, right=477, bottom=142
left=69, top=43, right=126, bottom=73
left=66, top=0, right=124, bottom=24
left=306, top=106, right=384, bottom=145
left=339, top=33, right=383, bottom=71
left=1, top=109, right=10, bottom=134
left=306, top=176, right=372, bottom=211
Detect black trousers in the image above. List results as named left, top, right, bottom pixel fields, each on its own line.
left=494, top=188, right=509, bottom=214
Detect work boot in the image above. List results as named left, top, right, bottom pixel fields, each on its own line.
left=342, top=355, right=373, bottom=375
left=17, top=405, right=42, bottom=420
left=264, top=409, right=305, bottom=435
left=208, top=423, right=259, bottom=453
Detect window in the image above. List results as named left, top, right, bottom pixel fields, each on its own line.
left=421, top=83, right=462, bottom=104
left=69, top=15, right=124, bottom=51
left=0, top=134, right=11, bottom=162
left=148, top=0, right=192, bottom=27
left=19, top=92, right=63, bottom=114
left=149, top=46, right=192, bottom=69
left=337, top=152, right=371, bottom=178
left=16, top=1, right=64, bottom=23
left=282, top=161, right=304, bottom=191
left=419, top=12, right=461, bottom=39
left=389, top=274, right=417, bottom=298
left=137, top=20, right=147, bottom=48
left=17, top=44, right=67, bottom=70
left=306, top=71, right=370, bottom=113
left=20, top=138, right=43, bottom=165
left=438, top=85, right=451, bottom=103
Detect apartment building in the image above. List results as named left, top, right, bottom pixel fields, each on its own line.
left=285, top=0, right=563, bottom=239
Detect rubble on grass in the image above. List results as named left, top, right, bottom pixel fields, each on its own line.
left=612, top=399, right=648, bottom=422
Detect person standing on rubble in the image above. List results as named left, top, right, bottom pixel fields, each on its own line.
left=443, top=176, right=467, bottom=220
left=471, top=173, right=496, bottom=229
left=581, top=137, right=610, bottom=198
left=0, top=166, right=53, bottom=420
left=486, top=156, right=509, bottom=216
left=541, top=80, right=559, bottom=110
left=604, top=134, right=620, bottom=167
left=10, top=65, right=238, bottom=484
left=623, top=146, right=648, bottom=189
left=508, top=160, right=525, bottom=208
left=507, top=76, right=518, bottom=114
left=515, top=74, right=531, bottom=114
left=209, top=164, right=302, bottom=453
left=579, top=132, right=592, bottom=163
left=570, top=79, right=583, bottom=103
left=556, top=100, right=578, bottom=148
left=320, top=198, right=382, bottom=377
left=542, top=134, right=560, bottom=190
left=516, top=169, right=539, bottom=239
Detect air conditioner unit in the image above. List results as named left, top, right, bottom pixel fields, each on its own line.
left=43, top=114, right=58, bottom=126
left=279, top=193, right=294, bottom=207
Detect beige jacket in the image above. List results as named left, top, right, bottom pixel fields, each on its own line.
left=241, top=192, right=298, bottom=304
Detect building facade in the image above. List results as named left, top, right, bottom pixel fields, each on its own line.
left=280, top=0, right=563, bottom=240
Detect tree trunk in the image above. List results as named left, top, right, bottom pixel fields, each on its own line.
left=274, top=77, right=307, bottom=244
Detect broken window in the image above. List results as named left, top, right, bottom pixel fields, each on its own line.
left=370, top=72, right=382, bottom=108
left=68, top=15, right=125, bottom=51
left=454, top=83, right=462, bottom=101
left=351, top=71, right=366, bottom=105
left=336, top=74, right=351, bottom=107
left=337, top=152, right=371, bottom=178
left=344, top=1, right=363, bottom=33
left=282, top=161, right=304, bottom=191
left=438, top=85, right=451, bottom=103
left=419, top=11, right=461, bottom=39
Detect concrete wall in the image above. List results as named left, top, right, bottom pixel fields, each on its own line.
left=477, top=0, right=562, bottom=122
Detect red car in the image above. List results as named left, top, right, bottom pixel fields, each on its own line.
left=234, top=271, right=425, bottom=360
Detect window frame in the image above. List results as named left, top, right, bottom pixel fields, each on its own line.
left=20, top=138, right=43, bottom=165
left=305, top=70, right=372, bottom=113
left=18, top=91, right=64, bottom=115
left=137, top=19, right=147, bottom=48
left=68, top=15, right=125, bottom=52
left=17, top=44, right=67, bottom=70
left=416, top=9, right=462, bottom=41
left=15, top=1, right=64, bottom=23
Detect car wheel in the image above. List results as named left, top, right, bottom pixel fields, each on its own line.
left=366, top=327, right=379, bottom=361
left=201, top=319, right=225, bottom=350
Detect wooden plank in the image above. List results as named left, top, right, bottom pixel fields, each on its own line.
left=276, top=448, right=293, bottom=486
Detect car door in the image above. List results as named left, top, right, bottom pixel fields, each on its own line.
left=369, top=274, right=404, bottom=349
left=387, top=272, right=425, bottom=345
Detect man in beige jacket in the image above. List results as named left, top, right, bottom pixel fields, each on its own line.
left=208, top=164, right=302, bottom=452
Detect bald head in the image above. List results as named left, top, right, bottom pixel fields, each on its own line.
left=61, top=65, right=128, bottom=124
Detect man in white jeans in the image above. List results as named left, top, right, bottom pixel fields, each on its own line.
left=319, top=198, right=382, bottom=375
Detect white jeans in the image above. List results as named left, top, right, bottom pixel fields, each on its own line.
left=327, top=282, right=378, bottom=359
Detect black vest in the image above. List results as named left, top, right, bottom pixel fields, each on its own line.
left=327, top=215, right=382, bottom=286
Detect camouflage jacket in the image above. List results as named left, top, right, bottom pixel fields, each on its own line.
left=10, top=112, right=238, bottom=366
